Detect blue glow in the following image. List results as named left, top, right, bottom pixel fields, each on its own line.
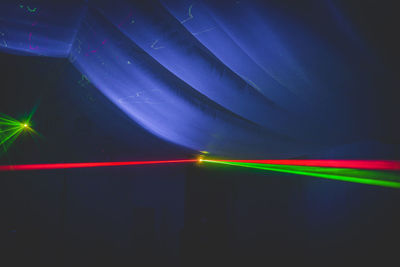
left=0, top=0, right=386, bottom=158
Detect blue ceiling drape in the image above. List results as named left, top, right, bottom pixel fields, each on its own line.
left=0, top=0, right=386, bottom=158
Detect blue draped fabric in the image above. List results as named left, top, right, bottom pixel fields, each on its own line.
left=0, top=0, right=383, bottom=158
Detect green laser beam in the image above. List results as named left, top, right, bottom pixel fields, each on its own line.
left=26, top=105, right=37, bottom=123
left=1, top=128, right=27, bottom=153
left=204, top=160, right=400, bottom=188
left=0, top=122, right=23, bottom=127
left=0, top=128, right=23, bottom=147
left=0, top=118, right=20, bottom=124
left=3, top=129, right=24, bottom=149
left=0, top=126, right=24, bottom=132
left=0, top=128, right=24, bottom=151
left=224, top=162, right=400, bottom=182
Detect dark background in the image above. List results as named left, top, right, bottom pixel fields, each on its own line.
left=1, top=1, right=400, bottom=266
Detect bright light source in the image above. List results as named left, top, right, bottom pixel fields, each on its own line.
left=0, top=111, right=38, bottom=151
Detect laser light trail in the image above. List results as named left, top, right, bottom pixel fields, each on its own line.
left=205, top=159, right=400, bottom=171
left=0, top=159, right=197, bottom=171
left=204, top=160, right=400, bottom=188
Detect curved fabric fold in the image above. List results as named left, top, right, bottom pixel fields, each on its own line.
left=0, top=1, right=84, bottom=57
left=69, top=8, right=314, bottom=158
left=92, top=0, right=309, bottom=138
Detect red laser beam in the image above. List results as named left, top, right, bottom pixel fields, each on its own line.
left=2, top=159, right=399, bottom=172
left=0, top=159, right=197, bottom=171
left=208, top=159, right=400, bottom=170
